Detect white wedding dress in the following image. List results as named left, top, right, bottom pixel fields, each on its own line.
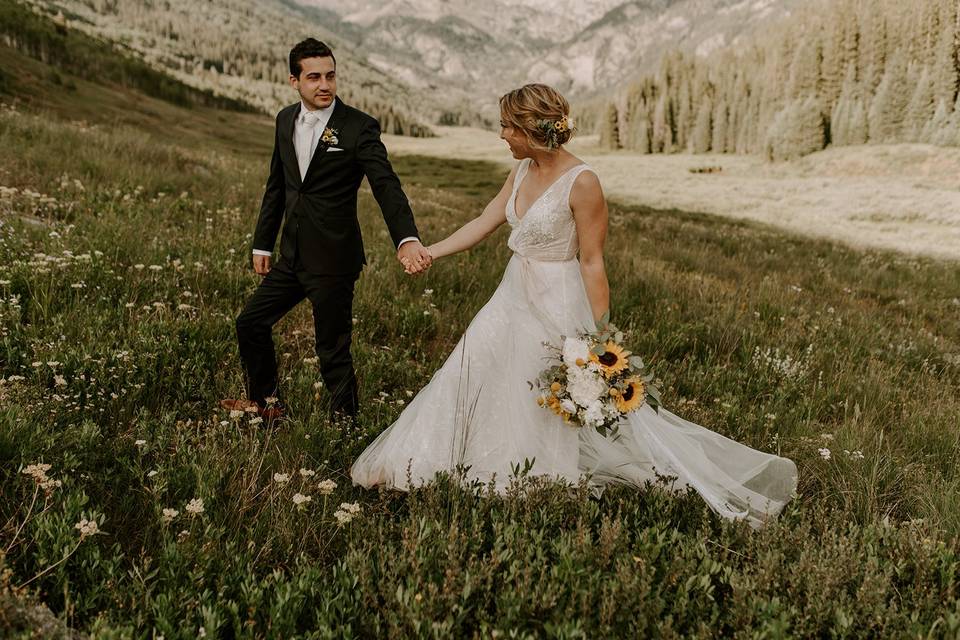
left=352, top=158, right=798, bottom=528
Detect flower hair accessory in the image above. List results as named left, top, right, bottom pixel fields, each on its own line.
left=535, top=114, right=574, bottom=149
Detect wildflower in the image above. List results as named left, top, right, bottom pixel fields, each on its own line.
left=273, top=473, right=290, bottom=483
left=134, top=439, right=146, bottom=446
left=74, top=518, right=99, bottom=540
left=185, top=498, right=204, bottom=515
left=334, top=504, right=360, bottom=525
left=818, top=448, right=831, bottom=460
left=292, top=493, right=312, bottom=507
left=339, top=501, right=361, bottom=515
left=162, top=508, right=179, bottom=523
left=299, top=468, right=316, bottom=478
left=229, top=410, right=243, bottom=419
left=248, top=416, right=263, bottom=426
left=22, top=463, right=52, bottom=483
left=317, top=479, right=337, bottom=495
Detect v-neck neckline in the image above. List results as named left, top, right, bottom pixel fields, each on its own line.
left=512, top=159, right=585, bottom=223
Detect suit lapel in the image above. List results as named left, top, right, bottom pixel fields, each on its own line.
left=278, top=104, right=301, bottom=186
left=303, top=98, right=348, bottom=185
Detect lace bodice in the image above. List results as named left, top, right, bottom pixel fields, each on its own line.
left=506, top=158, right=594, bottom=262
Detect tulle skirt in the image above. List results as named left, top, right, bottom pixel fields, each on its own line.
left=351, top=253, right=798, bottom=528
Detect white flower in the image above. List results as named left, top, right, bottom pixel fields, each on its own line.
left=22, top=463, right=52, bottom=482
left=292, top=493, right=312, bottom=506
left=229, top=410, right=243, bottom=419
left=560, top=399, right=577, bottom=414
left=53, top=374, right=67, bottom=387
left=273, top=473, right=290, bottom=483
left=185, top=498, right=204, bottom=515
left=561, top=337, right=590, bottom=367
left=818, top=448, right=832, bottom=460
left=317, top=479, right=337, bottom=495
left=248, top=416, right=263, bottom=426
left=134, top=439, right=146, bottom=446
left=161, top=508, right=179, bottom=523
left=566, top=367, right=607, bottom=407
left=74, top=518, right=99, bottom=540
left=339, top=501, right=361, bottom=515
left=583, top=401, right=605, bottom=428
left=299, top=468, right=316, bottom=478
left=334, top=505, right=360, bottom=525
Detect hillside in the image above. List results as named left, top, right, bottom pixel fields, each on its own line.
left=2, top=87, right=960, bottom=636
left=25, top=0, right=433, bottom=135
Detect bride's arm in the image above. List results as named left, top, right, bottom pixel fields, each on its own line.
left=571, top=171, right=610, bottom=322
left=426, top=165, right=517, bottom=260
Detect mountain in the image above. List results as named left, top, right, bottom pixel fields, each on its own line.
left=27, top=0, right=433, bottom=135
left=298, top=0, right=808, bottom=120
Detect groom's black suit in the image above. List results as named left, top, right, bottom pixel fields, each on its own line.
left=236, top=98, right=419, bottom=415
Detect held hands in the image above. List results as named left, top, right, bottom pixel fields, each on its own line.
left=397, top=240, right=433, bottom=276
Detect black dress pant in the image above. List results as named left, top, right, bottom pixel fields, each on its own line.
left=236, top=256, right=360, bottom=416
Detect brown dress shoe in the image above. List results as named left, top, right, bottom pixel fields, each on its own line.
left=219, top=398, right=261, bottom=413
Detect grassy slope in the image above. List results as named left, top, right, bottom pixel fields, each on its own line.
left=1, top=34, right=960, bottom=638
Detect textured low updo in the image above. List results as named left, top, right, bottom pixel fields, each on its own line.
left=499, top=83, right=575, bottom=151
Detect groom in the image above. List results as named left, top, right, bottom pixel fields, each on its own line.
left=221, top=38, right=432, bottom=421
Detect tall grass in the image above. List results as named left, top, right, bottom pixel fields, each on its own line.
left=1, top=104, right=959, bottom=637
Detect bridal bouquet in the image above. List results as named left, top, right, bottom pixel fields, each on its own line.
left=531, top=316, right=660, bottom=437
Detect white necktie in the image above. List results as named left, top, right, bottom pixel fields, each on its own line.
left=296, top=111, right=322, bottom=180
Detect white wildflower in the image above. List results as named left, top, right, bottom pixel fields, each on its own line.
left=317, top=479, right=337, bottom=495
left=292, top=493, right=312, bottom=506
left=74, top=518, right=99, bottom=540
left=273, top=472, right=290, bottom=483
left=299, top=468, right=316, bottom=478
left=818, top=448, right=832, bottom=460
left=161, top=508, right=179, bottom=523
left=185, top=498, right=204, bottom=515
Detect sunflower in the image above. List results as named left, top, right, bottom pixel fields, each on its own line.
left=615, top=378, right=646, bottom=413
left=590, top=341, right=630, bottom=378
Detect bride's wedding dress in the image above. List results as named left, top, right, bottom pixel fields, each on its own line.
left=351, top=158, right=797, bottom=527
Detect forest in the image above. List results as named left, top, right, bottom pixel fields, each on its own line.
left=598, top=0, right=960, bottom=160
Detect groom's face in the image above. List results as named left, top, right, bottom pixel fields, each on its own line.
left=290, top=56, right=337, bottom=110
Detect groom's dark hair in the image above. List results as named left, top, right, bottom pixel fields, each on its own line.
left=289, top=38, right=336, bottom=77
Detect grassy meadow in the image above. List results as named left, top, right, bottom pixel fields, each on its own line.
left=2, top=87, right=960, bottom=638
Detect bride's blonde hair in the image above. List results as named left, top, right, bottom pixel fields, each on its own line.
left=499, top=84, right=575, bottom=151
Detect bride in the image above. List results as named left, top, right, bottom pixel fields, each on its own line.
left=351, top=84, right=797, bottom=528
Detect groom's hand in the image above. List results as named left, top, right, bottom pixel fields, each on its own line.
left=397, top=241, right=432, bottom=275
left=253, top=254, right=271, bottom=276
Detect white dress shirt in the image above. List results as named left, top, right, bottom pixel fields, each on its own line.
left=253, top=98, right=418, bottom=258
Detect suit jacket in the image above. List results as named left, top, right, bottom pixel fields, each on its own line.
left=252, top=99, right=419, bottom=274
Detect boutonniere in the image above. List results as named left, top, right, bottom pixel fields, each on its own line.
left=320, top=127, right=339, bottom=146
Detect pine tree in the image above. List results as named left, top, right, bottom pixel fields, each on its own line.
left=691, top=99, right=713, bottom=153
left=599, top=103, right=621, bottom=150
left=711, top=98, right=728, bottom=153
left=868, top=52, right=909, bottom=142
left=904, top=65, right=936, bottom=139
